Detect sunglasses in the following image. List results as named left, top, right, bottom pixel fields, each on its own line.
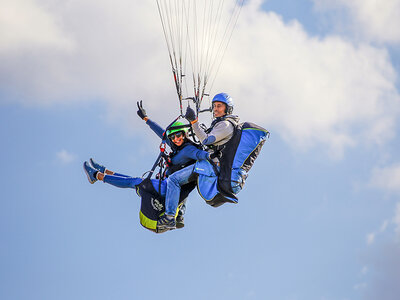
left=169, top=131, right=184, bottom=140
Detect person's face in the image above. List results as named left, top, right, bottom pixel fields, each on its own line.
left=169, top=131, right=185, bottom=147
left=213, top=101, right=227, bottom=118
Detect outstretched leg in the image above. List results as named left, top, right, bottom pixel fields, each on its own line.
left=90, top=158, right=131, bottom=178
left=101, top=173, right=142, bottom=188
left=84, top=160, right=142, bottom=188
left=84, top=159, right=167, bottom=194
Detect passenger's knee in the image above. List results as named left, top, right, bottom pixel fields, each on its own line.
left=167, top=174, right=179, bottom=186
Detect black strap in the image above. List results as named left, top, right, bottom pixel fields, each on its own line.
left=207, top=157, right=220, bottom=176
left=146, top=116, right=180, bottom=179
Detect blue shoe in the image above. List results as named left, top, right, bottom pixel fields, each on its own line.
left=89, top=158, right=106, bottom=173
left=83, top=161, right=97, bottom=184
left=157, top=214, right=176, bottom=230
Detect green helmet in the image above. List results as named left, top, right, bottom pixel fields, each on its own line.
left=166, top=121, right=188, bottom=137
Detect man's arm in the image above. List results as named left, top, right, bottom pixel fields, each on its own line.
left=192, top=121, right=234, bottom=146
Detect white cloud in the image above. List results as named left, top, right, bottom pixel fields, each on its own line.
left=0, top=0, right=168, bottom=106
left=394, top=202, right=400, bottom=234
left=0, top=0, right=399, bottom=157
left=361, top=266, right=368, bottom=275
left=363, top=203, right=400, bottom=300
left=381, top=220, right=390, bottom=232
left=56, top=149, right=76, bottom=164
left=0, top=0, right=75, bottom=52
left=220, top=2, right=399, bottom=156
left=354, top=282, right=367, bottom=290
left=366, top=232, right=375, bottom=245
left=313, top=0, right=400, bottom=44
left=369, top=164, right=400, bottom=193
left=366, top=220, right=391, bottom=245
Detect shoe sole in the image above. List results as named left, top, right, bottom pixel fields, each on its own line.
left=157, top=224, right=176, bottom=230
left=176, top=222, right=184, bottom=229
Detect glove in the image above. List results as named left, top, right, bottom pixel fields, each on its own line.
left=137, top=100, right=147, bottom=120
left=184, top=106, right=197, bottom=122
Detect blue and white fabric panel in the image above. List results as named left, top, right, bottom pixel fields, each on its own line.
left=232, top=128, right=268, bottom=170
left=194, top=160, right=219, bottom=201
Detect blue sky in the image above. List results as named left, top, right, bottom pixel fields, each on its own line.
left=1, top=0, right=400, bottom=299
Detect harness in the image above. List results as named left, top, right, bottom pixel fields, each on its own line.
left=137, top=118, right=201, bottom=233
left=196, top=119, right=269, bottom=207
left=204, top=115, right=239, bottom=173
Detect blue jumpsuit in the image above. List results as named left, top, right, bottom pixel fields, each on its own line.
left=102, top=119, right=209, bottom=197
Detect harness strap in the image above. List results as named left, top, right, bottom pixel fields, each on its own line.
left=146, top=116, right=181, bottom=180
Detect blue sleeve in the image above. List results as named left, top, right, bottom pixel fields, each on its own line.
left=202, top=136, right=217, bottom=145
left=194, top=148, right=210, bottom=161
left=146, top=119, right=165, bottom=139
left=171, top=145, right=209, bottom=165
